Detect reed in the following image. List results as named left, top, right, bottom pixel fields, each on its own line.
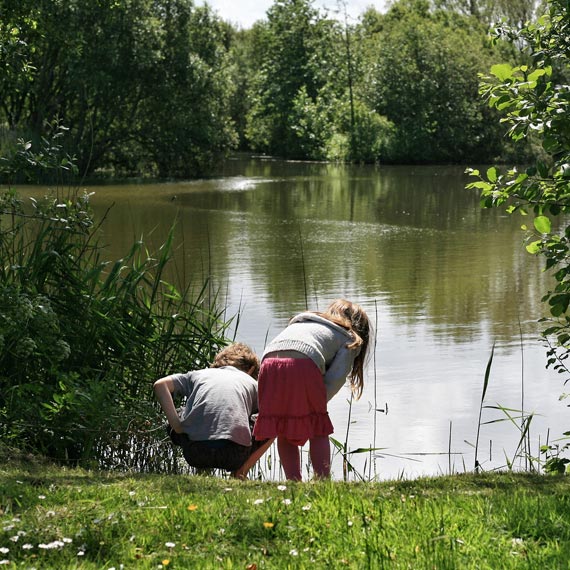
left=473, top=342, right=495, bottom=473
left=0, top=187, right=231, bottom=471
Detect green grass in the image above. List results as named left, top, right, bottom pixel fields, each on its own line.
left=1, top=453, right=569, bottom=569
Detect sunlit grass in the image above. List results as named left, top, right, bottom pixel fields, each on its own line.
left=1, top=455, right=568, bottom=569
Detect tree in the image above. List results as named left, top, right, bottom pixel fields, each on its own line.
left=434, top=0, right=541, bottom=26
left=136, top=2, right=237, bottom=178
left=0, top=0, right=237, bottom=179
left=466, top=0, right=570, bottom=470
left=245, top=0, right=334, bottom=158
left=363, top=2, right=506, bottom=163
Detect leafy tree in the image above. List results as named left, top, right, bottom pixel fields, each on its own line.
left=362, top=0, right=507, bottom=163
left=245, top=0, right=335, bottom=158
left=466, top=0, right=570, bottom=470
left=0, top=0, right=237, bottom=179
left=434, top=0, right=541, bottom=26
left=136, top=2, right=237, bottom=178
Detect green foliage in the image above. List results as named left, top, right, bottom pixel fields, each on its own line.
left=363, top=2, right=507, bottom=163
left=0, top=0, right=237, bottom=179
left=541, top=431, right=570, bottom=474
left=466, top=0, right=570, bottom=463
left=245, top=0, right=332, bottom=158
left=0, top=138, right=231, bottom=466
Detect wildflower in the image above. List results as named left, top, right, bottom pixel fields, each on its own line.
left=46, top=510, right=56, bottom=517
left=22, top=544, right=33, bottom=550
left=277, top=485, right=287, bottom=491
left=218, top=528, right=226, bottom=535
left=187, top=505, right=198, bottom=511
left=78, top=551, right=85, bottom=556
left=347, top=520, right=353, bottom=527
left=253, top=499, right=264, bottom=505
left=165, top=542, right=176, bottom=548
left=301, top=504, right=311, bottom=511
left=9, top=535, right=18, bottom=542
left=63, top=538, right=72, bottom=544
left=38, top=540, right=65, bottom=550
left=263, top=522, right=274, bottom=529
left=282, top=499, right=292, bottom=505
left=2, top=525, right=14, bottom=532
left=0, top=561, right=10, bottom=566
left=38, top=495, right=46, bottom=500
left=289, top=549, right=299, bottom=556
left=0, top=549, right=8, bottom=555
left=224, top=488, right=233, bottom=492
left=162, top=560, right=170, bottom=566
left=129, top=491, right=136, bottom=496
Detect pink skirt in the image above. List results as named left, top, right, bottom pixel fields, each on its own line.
left=253, top=357, right=334, bottom=446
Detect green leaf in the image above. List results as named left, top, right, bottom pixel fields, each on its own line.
left=486, top=167, right=498, bottom=182
left=525, top=240, right=541, bottom=254
left=543, top=136, right=560, bottom=153
left=527, top=68, right=547, bottom=82
left=490, top=63, right=513, bottom=81
left=467, top=181, right=493, bottom=191
left=534, top=215, right=551, bottom=234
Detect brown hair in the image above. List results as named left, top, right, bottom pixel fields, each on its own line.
left=211, top=342, right=260, bottom=379
left=318, top=299, right=371, bottom=399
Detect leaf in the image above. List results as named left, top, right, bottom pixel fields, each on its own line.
left=486, top=167, right=498, bottom=183
left=527, top=68, right=547, bottom=82
left=481, top=342, right=495, bottom=403
left=490, top=63, right=513, bottom=81
left=525, top=240, right=541, bottom=254
left=467, top=181, right=493, bottom=191
left=543, top=136, right=560, bottom=153
left=534, top=215, right=551, bottom=234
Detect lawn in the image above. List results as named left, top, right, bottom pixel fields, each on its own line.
left=1, top=452, right=569, bottom=569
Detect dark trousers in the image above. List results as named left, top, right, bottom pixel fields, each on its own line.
left=166, top=425, right=267, bottom=472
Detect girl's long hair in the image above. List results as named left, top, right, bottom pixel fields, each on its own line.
left=317, top=299, right=371, bottom=399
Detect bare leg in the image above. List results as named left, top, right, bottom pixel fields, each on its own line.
left=309, top=436, right=331, bottom=479
left=277, top=436, right=302, bottom=481
left=232, top=438, right=275, bottom=480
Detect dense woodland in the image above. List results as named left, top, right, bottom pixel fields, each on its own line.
left=0, top=0, right=541, bottom=180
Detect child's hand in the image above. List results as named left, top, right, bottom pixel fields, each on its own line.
left=166, top=424, right=189, bottom=446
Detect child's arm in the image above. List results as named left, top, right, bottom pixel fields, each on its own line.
left=153, top=377, right=184, bottom=433
left=323, top=345, right=360, bottom=401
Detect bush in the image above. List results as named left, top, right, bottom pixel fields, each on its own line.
left=0, top=146, right=231, bottom=469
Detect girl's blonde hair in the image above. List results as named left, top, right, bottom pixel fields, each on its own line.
left=317, top=299, right=371, bottom=399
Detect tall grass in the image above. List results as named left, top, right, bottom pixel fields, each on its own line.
left=0, top=186, right=232, bottom=471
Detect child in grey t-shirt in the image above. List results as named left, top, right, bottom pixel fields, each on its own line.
left=154, top=343, right=270, bottom=477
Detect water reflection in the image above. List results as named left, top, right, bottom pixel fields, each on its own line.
left=15, top=156, right=568, bottom=479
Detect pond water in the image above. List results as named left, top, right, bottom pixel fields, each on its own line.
left=26, top=156, right=570, bottom=479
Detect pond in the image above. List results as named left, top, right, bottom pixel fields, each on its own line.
left=29, top=155, right=570, bottom=479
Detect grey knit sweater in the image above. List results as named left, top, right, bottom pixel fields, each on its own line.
left=263, top=312, right=360, bottom=401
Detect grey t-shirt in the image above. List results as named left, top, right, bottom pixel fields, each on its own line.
left=170, top=366, right=258, bottom=447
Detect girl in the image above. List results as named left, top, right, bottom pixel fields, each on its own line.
left=253, top=299, right=371, bottom=481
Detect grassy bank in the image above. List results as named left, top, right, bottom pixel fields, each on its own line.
left=1, top=454, right=569, bottom=569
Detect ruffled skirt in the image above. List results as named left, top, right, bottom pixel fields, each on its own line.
left=253, top=357, right=334, bottom=446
